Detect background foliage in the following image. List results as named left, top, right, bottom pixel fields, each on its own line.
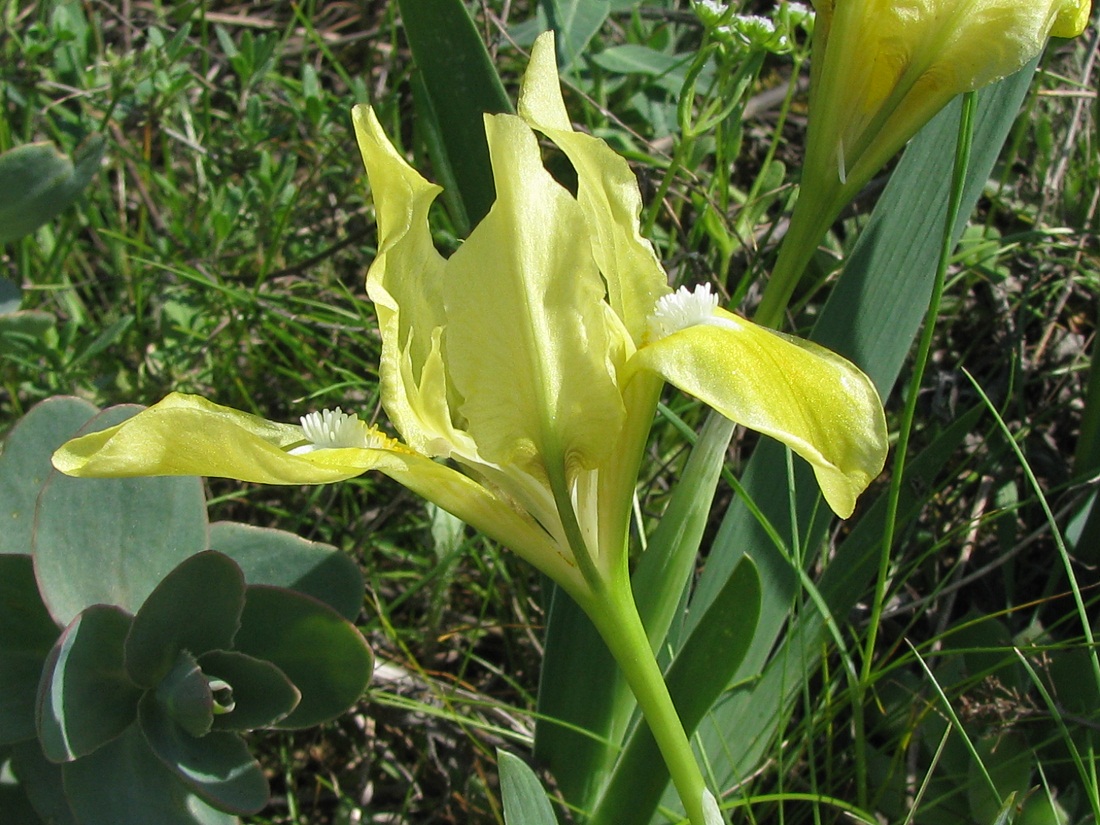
left=1, top=0, right=1097, bottom=822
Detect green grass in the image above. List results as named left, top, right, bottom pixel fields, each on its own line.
left=2, top=1, right=1098, bottom=823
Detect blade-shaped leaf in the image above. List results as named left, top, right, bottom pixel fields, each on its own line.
left=647, top=72, right=1038, bottom=816
left=499, top=750, right=561, bottom=825
left=542, top=0, right=610, bottom=70
left=396, top=0, right=512, bottom=230
left=678, top=409, right=990, bottom=801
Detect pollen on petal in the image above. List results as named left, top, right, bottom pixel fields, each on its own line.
left=648, top=284, right=721, bottom=340
left=289, top=408, right=384, bottom=454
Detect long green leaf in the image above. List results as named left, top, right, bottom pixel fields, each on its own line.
left=396, top=0, right=511, bottom=230
left=1066, top=304, right=1100, bottom=563
left=687, top=405, right=983, bottom=788
left=542, top=0, right=610, bottom=70
left=684, top=67, right=1037, bottom=646
left=664, top=66, right=1038, bottom=810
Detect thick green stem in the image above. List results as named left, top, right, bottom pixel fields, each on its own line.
left=546, top=444, right=714, bottom=824
left=855, top=91, right=978, bottom=804
left=754, top=183, right=848, bottom=329
left=582, top=577, right=712, bottom=825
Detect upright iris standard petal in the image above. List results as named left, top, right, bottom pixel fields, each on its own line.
left=444, top=112, right=626, bottom=483
left=517, top=34, right=668, bottom=345
left=352, top=106, right=457, bottom=460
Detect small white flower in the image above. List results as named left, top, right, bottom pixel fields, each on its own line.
left=783, top=1, right=815, bottom=31
left=731, top=13, right=783, bottom=48
left=290, top=408, right=377, bottom=453
left=648, top=284, right=720, bottom=340
left=737, top=14, right=775, bottom=34
left=694, top=0, right=731, bottom=25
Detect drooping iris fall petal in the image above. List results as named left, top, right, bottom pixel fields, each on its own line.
left=634, top=299, right=887, bottom=518
left=53, top=393, right=586, bottom=596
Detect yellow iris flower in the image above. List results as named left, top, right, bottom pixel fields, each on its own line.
left=807, top=0, right=1091, bottom=204
left=54, top=33, right=887, bottom=605
left=757, top=0, right=1091, bottom=326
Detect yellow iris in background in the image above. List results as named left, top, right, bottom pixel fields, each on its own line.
left=807, top=0, right=1091, bottom=207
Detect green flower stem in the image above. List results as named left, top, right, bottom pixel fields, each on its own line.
left=855, top=91, right=978, bottom=804
left=546, top=458, right=715, bottom=823
left=753, top=182, right=849, bottom=329
left=549, top=451, right=714, bottom=824
left=582, top=576, right=712, bottom=825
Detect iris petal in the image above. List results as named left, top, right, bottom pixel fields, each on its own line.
left=517, top=34, right=669, bottom=345
left=53, top=393, right=386, bottom=484
left=52, top=393, right=586, bottom=595
left=632, top=311, right=888, bottom=518
left=442, top=112, right=625, bottom=482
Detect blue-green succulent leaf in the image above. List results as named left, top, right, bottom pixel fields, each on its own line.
left=0, top=555, right=59, bottom=745
left=62, top=724, right=236, bottom=825
left=232, top=586, right=372, bottom=729
left=155, top=651, right=214, bottom=739
left=198, top=649, right=300, bottom=732
left=33, top=406, right=208, bottom=626
left=36, top=605, right=141, bottom=762
left=125, top=552, right=245, bottom=688
left=139, top=693, right=268, bottom=815
left=0, top=397, right=97, bottom=556
left=208, top=522, right=362, bottom=622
